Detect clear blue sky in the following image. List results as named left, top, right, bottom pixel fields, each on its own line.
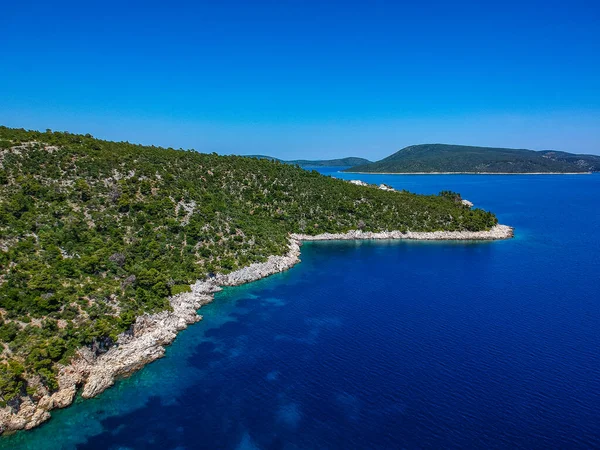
left=1, top=0, right=599, bottom=159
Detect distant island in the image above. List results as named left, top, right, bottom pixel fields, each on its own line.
left=248, top=155, right=371, bottom=167
left=0, top=126, right=510, bottom=433
left=344, top=144, right=600, bottom=174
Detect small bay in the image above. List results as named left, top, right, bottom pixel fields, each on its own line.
left=3, top=172, right=600, bottom=449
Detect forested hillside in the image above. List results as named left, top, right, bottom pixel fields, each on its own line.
left=0, top=127, right=497, bottom=406
left=248, top=155, right=371, bottom=167
left=285, top=157, right=371, bottom=167
left=346, top=144, right=600, bottom=173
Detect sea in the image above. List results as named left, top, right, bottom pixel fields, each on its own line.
left=2, top=170, right=599, bottom=449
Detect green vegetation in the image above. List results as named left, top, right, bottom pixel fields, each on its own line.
left=0, top=126, right=497, bottom=405
left=249, top=155, right=371, bottom=167
left=345, top=144, right=600, bottom=173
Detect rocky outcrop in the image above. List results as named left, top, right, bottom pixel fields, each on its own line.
left=0, top=226, right=511, bottom=433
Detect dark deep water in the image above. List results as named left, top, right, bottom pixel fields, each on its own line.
left=3, top=172, right=600, bottom=449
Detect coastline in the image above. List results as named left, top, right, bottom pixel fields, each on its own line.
left=292, top=224, right=514, bottom=241
left=0, top=224, right=513, bottom=434
left=343, top=171, right=592, bottom=175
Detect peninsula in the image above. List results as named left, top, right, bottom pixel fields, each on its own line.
left=0, top=126, right=511, bottom=432
left=345, top=144, right=600, bottom=174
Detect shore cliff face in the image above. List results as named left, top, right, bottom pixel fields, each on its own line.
left=0, top=226, right=512, bottom=433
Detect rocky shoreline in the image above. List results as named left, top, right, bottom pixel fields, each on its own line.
left=0, top=225, right=512, bottom=433
left=292, top=224, right=514, bottom=241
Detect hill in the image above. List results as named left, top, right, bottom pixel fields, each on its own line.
left=0, top=127, right=498, bottom=427
left=345, top=144, right=600, bottom=173
left=247, top=155, right=371, bottom=167
left=286, top=157, right=371, bottom=167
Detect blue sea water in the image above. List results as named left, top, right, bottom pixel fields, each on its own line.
left=2, top=172, right=600, bottom=449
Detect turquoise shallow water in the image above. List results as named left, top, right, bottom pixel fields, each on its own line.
left=2, top=172, right=600, bottom=449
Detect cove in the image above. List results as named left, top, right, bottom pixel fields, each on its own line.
left=2, top=173, right=600, bottom=449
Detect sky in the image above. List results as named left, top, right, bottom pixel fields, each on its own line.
left=1, top=0, right=599, bottom=159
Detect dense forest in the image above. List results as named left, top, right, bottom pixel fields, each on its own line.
left=346, top=144, right=600, bottom=173
left=0, top=126, right=497, bottom=407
